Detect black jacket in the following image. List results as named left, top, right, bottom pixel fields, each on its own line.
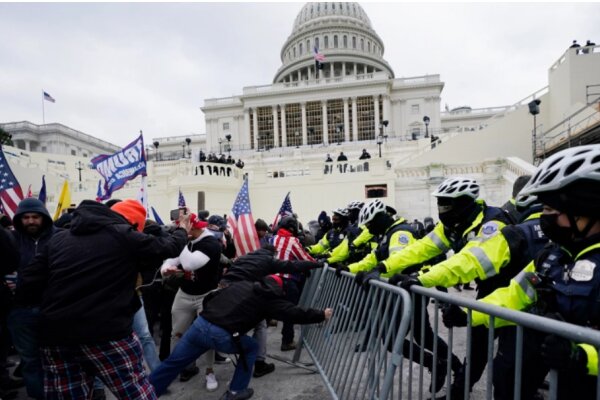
left=221, top=247, right=319, bottom=285
left=11, top=198, right=59, bottom=289
left=179, top=232, right=222, bottom=296
left=17, top=200, right=188, bottom=345
left=201, top=277, right=325, bottom=335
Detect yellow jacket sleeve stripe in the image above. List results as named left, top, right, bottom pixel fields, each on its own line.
left=467, top=247, right=496, bottom=278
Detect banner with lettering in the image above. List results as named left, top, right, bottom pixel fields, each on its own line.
left=91, top=134, right=147, bottom=200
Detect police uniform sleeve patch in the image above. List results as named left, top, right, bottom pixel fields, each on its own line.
left=480, top=222, right=499, bottom=239
left=570, top=260, right=596, bottom=282
left=398, top=234, right=410, bottom=245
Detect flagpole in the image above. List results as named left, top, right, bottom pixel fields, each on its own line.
left=42, top=90, right=45, bottom=124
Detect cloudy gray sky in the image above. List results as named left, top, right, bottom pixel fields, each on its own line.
left=1, top=2, right=599, bottom=147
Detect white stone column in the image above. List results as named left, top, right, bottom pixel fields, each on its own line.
left=351, top=97, right=358, bottom=141
left=301, top=102, right=307, bottom=146
left=330, top=63, right=334, bottom=78
left=244, top=109, right=250, bottom=149
left=308, top=66, right=312, bottom=80
left=373, top=95, right=380, bottom=134
left=272, top=106, right=279, bottom=148
left=297, top=69, right=301, bottom=82
left=252, top=108, right=259, bottom=150
left=343, top=98, right=350, bottom=142
left=353, top=63, right=357, bottom=75
left=281, top=105, right=287, bottom=147
left=342, top=62, right=346, bottom=77
left=322, top=100, right=329, bottom=145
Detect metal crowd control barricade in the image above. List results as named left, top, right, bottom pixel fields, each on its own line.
left=379, top=285, right=600, bottom=400
left=291, top=266, right=413, bottom=400
left=283, top=267, right=600, bottom=400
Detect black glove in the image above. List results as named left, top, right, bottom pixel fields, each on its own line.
left=354, top=271, right=367, bottom=286
left=399, top=274, right=422, bottom=291
left=335, top=264, right=349, bottom=277
left=441, top=304, right=468, bottom=328
left=360, top=269, right=382, bottom=289
left=388, top=273, right=407, bottom=286
left=541, top=334, right=588, bottom=373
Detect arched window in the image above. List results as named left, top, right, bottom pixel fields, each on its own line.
left=334, top=35, right=338, bottom=48
left=299, top=43, right=303, bottom=55
left=343, top=35, right=348, bottom=47
left=293, top=47, right=296, bottom=58
left=352, top=36, right=356, bottom=49
left=368, top=41, right=371, bottom=52
left=315, top=37, right=320, bottom=50
left=307, top=39, right=310, bottom=52
left=360, top=38, right=364, bottom=50
left=324, top=36, right=329, bottom=48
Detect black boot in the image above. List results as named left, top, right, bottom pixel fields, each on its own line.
left=253, top=360, right=275, bottom=378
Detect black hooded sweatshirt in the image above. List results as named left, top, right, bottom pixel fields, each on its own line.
left=201, top=277, right=325, bottom=335
left=16, top=200, right=188, bottom=345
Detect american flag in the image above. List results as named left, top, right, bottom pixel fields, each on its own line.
left=227, top=178, right=260, bottom=257
left=272, top=192, right=293, bottom=230
left=0, top=146, right=24, bottom=219
left=43, top=91, right=56, bottom=103
left=314, top=46, right=325, bottom=62
left=178, top=188, right=186, bottom=208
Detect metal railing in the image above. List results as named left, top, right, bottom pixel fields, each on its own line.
left=290, top=267, right=600, bottom=400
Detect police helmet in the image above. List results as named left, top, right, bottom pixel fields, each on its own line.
left=358, top=199, right=386, bottom=226
left=432, top=177, right=479, bottom=199
left=520, top=145, right=600, bottom=195
left=347, top=201, right=365, bottom=211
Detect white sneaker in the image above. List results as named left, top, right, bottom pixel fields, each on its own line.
left=206, top=372, right=218, bottom=392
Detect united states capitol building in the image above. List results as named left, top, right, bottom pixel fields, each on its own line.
left=2, top=2, right=600, bottom=223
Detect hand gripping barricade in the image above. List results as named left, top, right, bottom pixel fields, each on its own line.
left=286, top=266, right=600, bottom=400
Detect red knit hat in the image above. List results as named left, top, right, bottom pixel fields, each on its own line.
left=111, top=199, right=146, bottom=232
left=189, top=213, right=208, bottom=230
left=267, top=274, right=283, bottom=288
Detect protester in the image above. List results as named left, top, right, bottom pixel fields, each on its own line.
left=7, top=198, right=59, bottom=400
left=160, top=212, right=223, bottom=391
left=149, top=275, right=332, bottom=400
left=15, top=199, right=188, bottom=399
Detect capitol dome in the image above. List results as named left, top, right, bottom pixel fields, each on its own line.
left=273, top=2, right=394, bottom=83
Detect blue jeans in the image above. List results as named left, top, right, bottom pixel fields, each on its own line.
left=149, top=316, right=257, bottom=396
left=7, top=307, right=43, bottom=399
left=133, top=305, right=161, bottom=371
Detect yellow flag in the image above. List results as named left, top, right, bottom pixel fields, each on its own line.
left=53, top=180, right=72, bottom=221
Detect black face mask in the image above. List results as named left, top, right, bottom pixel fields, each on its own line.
left=540, top=213, right=573, bottom=246
left=367, top=213, right=391, bottom=236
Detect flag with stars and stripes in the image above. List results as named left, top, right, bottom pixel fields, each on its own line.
left=178, top=188, right=186, bottom=208
left=0, top=146, right=24, bottom=219
left=227, top=178, right=260, bottom=257
left=272, top=192, right=293, bottom=230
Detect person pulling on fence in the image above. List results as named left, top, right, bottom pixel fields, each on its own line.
left=149, top=275, right=332, bottom=400
left=391, top=191, right=548, bottom=398
left=219, top=245, right=323, bottom=378
left=452, top=145, right=600, bottom=399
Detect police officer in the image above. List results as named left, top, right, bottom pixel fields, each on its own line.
left=396, top=192, right=548, bottom=398
left=308, top=208, right=350, bottom=258
left=327, top=201, right=375, bottom=267
left=379, top=177, right=513, bottom=394
left=467, top=145, right=600, bottom=399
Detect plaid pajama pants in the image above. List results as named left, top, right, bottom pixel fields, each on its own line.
left=41, top=333, right=156, bottom=400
